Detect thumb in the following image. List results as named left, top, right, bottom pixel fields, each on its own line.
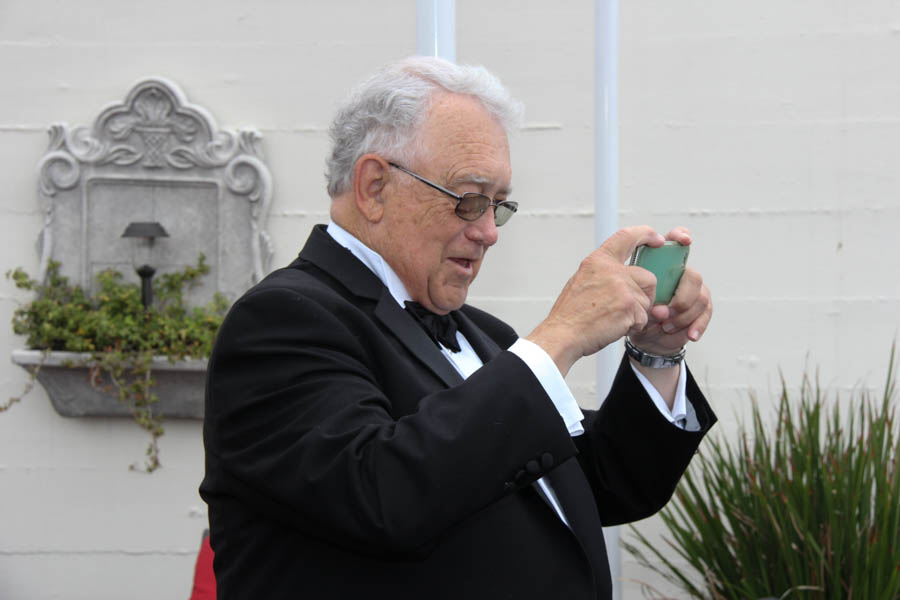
left=600, top=226, right=665, bottom=263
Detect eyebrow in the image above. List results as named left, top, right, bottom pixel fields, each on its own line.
left=450, top=173, right=513, bottom=196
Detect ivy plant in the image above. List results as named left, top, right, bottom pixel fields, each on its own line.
left=5, top=256, right=227, bottom=472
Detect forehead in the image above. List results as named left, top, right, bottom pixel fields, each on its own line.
left=416, top=93, right=512, bottom=189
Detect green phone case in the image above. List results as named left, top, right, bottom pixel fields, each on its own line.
left=629, top=241, right=690, bottom=304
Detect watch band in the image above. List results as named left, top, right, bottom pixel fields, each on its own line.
left=624, top=338, right=685, bottom=368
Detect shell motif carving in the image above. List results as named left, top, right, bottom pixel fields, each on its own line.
left=38, top=77, right=265, bottom=177
left=35, top=77, right=273, bottom=287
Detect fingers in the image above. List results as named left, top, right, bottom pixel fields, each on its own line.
left=625, top=264, right=657, bottom=302
left=660, top=268, right=712, bottom=341
left=600, top=226, right=665, bottom=263
left=688, top=302, right=712, bottom=341
left=624, top=284, right=652, bottom=334
left=664, top=226, right=692, bottom=246
left=649, top=303, right=671, bottom=323
left=670, top=295, right=712, bottom=342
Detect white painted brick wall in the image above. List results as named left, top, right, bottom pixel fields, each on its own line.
left=1, top=1, right=897, bottom=598
left=618, top=2, right=900, bottom=596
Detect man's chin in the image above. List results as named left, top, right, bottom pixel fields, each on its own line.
left=430, top=289, right=469, bottom=314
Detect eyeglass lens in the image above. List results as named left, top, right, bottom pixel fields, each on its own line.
left=457, top=194, right=518, bottom=226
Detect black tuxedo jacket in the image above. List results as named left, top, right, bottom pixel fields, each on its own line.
left=200, top=225, right=716, bottom=599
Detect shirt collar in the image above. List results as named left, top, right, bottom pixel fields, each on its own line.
left=326, top=220, right=412, bottom=308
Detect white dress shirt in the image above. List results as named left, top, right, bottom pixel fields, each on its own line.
left=325, top=221, right=690, bottom=526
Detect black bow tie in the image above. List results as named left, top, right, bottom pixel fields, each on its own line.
left=404, top=301, right=461, bottom=353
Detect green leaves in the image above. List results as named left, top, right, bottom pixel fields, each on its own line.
left=9, top=256, right=224, bottom=359
left=7, top=256, right=227, bottom=471
left=624, top=347, right=900, bottom=600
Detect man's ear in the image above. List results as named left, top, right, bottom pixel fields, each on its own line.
left=353, top=154, right=389, bottom=223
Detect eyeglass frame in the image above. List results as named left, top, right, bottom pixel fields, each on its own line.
left=387, top=162, right=518, bottom=226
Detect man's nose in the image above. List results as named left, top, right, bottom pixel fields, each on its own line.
left=466, top=208, right=499, bottom=247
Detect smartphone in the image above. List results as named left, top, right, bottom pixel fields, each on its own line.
left=629, top=241, right=690, bottom=304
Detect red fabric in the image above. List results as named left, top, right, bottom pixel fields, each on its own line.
left=188, top=534, right=217, bottom=600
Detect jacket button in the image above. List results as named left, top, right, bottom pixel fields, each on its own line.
left=541, top=452, right=554, bottom=469
left=525, top=460, right=540, bottom=475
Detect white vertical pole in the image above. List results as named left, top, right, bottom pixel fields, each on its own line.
left=416, top=0, right=456, bottom=61
left=596, top=0, right=622, bottom=599
left=595, top=0, right=620, bottom=399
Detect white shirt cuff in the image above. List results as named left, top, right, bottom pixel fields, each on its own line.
left=629, top=360, right=689, bottom=429
left=508, top=338, right=585, bottom=437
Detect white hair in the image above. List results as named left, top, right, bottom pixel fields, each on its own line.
left=325, top=56, right=523, bottom=198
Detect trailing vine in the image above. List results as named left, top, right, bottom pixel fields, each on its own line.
left=6, top=255, right=227, bottom=472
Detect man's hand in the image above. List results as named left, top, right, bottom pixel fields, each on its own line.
left=526, top=226, right=667, bottom=376
left=629, top=227, right=712, bottom=357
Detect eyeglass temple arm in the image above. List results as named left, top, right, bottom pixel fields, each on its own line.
left=387, top=162, right=463, bottom=201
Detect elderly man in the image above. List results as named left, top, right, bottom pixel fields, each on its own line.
left=201, top=57, right=715, bottom=600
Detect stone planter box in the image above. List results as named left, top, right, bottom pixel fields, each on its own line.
left=11, top=349, right=206, bottom=419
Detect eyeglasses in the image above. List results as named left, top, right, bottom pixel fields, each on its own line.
left=388, top=162, right=518, bottom=226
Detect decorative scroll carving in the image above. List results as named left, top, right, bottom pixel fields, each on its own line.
left=35, top=77, right=273, bottom=301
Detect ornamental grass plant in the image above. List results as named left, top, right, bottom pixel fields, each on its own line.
left=624, top=349, right=899, bottom=599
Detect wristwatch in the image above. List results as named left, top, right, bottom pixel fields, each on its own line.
left=624, top=338, right=685, bottom=368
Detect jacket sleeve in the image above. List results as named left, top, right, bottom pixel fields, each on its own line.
left=572, top=355, right=717, bottom=526
left=202, top=285, right=579, bottom=556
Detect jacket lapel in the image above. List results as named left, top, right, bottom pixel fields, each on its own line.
left=298, top=225, right=463, bottom=388
left=454, top=310, right=503, bottom=364
left=374, top=292, right=464, bottom=388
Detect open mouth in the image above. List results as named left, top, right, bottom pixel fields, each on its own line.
left=449, top=258, right=473, bottom=270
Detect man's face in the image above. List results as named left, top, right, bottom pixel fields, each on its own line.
left=377, top=93, right=512, bottom=314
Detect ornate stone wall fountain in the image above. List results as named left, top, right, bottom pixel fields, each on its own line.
left=13, top=78, right=274, bottom=418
